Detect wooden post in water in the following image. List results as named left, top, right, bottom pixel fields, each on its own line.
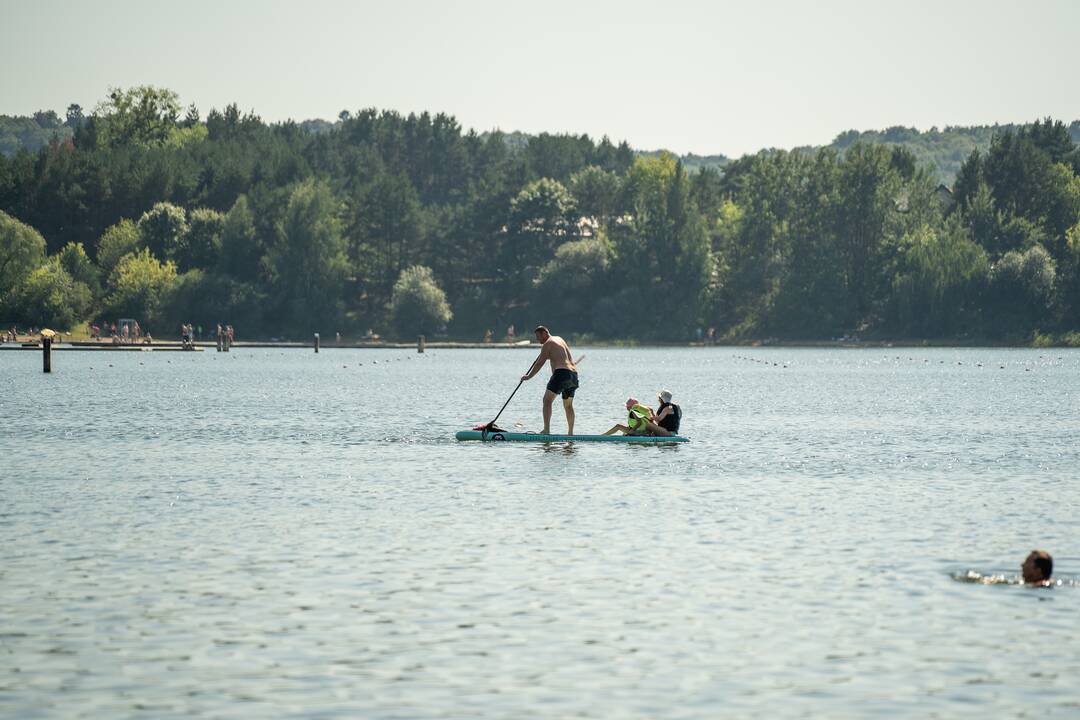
left=417, top=335, right=425, bottom=353
left=314, top=332, right=320, bottom=353
left=42, top=336, right=52, bottom=373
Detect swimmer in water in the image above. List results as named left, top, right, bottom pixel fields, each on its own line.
left=1022, top=550, right=1054, bottom=587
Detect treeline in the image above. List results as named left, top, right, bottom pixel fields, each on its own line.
left=0, top=108, right=79, bottom=157
left=822, top=121, right=1080, bottom=183
left=14, top=103, right=1080, bottom=182
left=1, top=86, right=1079, bottom=342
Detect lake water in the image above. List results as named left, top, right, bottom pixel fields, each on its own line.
left=2, top=346, right=1078, bottom=718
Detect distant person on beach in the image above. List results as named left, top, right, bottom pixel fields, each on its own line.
left=603, top=398, right=673, bottom=437
left=1022, top=550, right=1054, bottom=587
left=654, top=390, right=681, bottom=434
left=520, top=326, right=578, bottom=435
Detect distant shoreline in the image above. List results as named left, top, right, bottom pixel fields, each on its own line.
left=3, top=336, right=1078, bottom=351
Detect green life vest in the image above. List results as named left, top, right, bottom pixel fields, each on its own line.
left=627, top=404, right=651, bottom=432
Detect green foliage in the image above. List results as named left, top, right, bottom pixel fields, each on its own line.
left=56, top=241, right=101, bottom=297
left=137, top=202, right=188, bottom=264
left=218, top=195, right=260, bottom=281
left=826, top=123, right=1038, bottom=183
left=638, top=151, right=730, bottom=175
left=345, top=172, right=424, bottom=315
left=388, top=265, right=452, bottom=337
left=106, top=247, right=178, bottom=329
left=889, top=222, right=988, bottom=336
left=266, top=179, right=348, bottom=334
left=8, top=259, right=92, bottom=329
left=502, top=178, right=578, bottom=302
left=534, top=235, right=612, bottom=333
left=608, top=155, right=712, bottom=338
left=7, top=262, right=83, bottom=330
left=833, top=144, right=906, bottom=322
left=987, top=244, right=1056, bottom=336
left=165, top=268, right=266, bottom=332
left=184, top=208, right=224, bottom=270
left=165, top=124, right=208, bottom=149
left=93, top=86, right=181, bottom=149
left=0, top=209, right=46, bottom=300
left=97, top=219, right=140, bottom=277
left=1019, top=118, right=1075, bottom=163
left=2, top=88, right=1079, bottom=343
left=0, top=114, right=74, bottom=156
left=568, top=166, right=620, bottom=225
left=65, top=104, right=85, bottom=128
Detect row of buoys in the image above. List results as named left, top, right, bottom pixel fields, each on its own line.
left=728, top=352, right=1065, bottom=373
left=339, top=354, right=426, bottom=369
left=85, top=352, right=431, bottom=371
left=731, top=354, right=789, bottom=368
left=882, top=354, right=1064, bottom=371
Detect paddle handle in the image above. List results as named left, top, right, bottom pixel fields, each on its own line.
left=488, top=377, right=525, bottom=428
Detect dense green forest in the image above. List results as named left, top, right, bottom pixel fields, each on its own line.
left=11, top=104, right=1080, bottom=182
left=822, top=122, right=1080, bottom=183
left=2, top=86, right=1079, bottom=342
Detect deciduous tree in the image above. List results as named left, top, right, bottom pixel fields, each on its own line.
left=388, top=265, right=452, bottom=337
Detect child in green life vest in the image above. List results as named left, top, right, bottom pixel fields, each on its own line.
left=601, top=397, right=674, bottom=437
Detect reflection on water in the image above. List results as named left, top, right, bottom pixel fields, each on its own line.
left=951, top=570, right=1075, bottom=587
left=536, top=441, right=580, bottom=456
left=953, top=570, right=1024, bottom=585
left=1, top=346, right=1079, bottom=718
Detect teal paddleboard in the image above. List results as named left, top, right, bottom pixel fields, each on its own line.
left=455, top=430, right=688, bottom=443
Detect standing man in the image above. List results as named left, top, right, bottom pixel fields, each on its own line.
left=521, top=326, right=578, bottom=435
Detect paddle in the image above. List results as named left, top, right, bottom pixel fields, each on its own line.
left=479, top=376, right=525, bottom=437
left=478, top=354, right=585, bottom=437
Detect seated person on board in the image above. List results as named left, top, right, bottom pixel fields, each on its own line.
left=602, top=397, right=673, bottom=437
left=654, top=390, right=681, bottom=434
left=1022, top=550, right=1054, bottom=587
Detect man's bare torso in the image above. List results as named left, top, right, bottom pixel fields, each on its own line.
left=543, top=336, right=576, bottom=372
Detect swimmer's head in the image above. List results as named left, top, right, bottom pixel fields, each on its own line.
left=1022, top=550, right=1053, bottom=584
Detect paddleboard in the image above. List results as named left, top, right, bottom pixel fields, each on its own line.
left=455, top=430, right=688, bottom=443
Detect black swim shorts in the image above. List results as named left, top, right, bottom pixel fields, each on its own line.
left=546, top=368, right=579, bottom=399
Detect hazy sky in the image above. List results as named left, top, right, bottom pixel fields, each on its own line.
left=2, top=0, right=1078, bottom=156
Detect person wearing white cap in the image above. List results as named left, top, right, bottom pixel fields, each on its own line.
left=655, top=390, right=681, bottom=434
